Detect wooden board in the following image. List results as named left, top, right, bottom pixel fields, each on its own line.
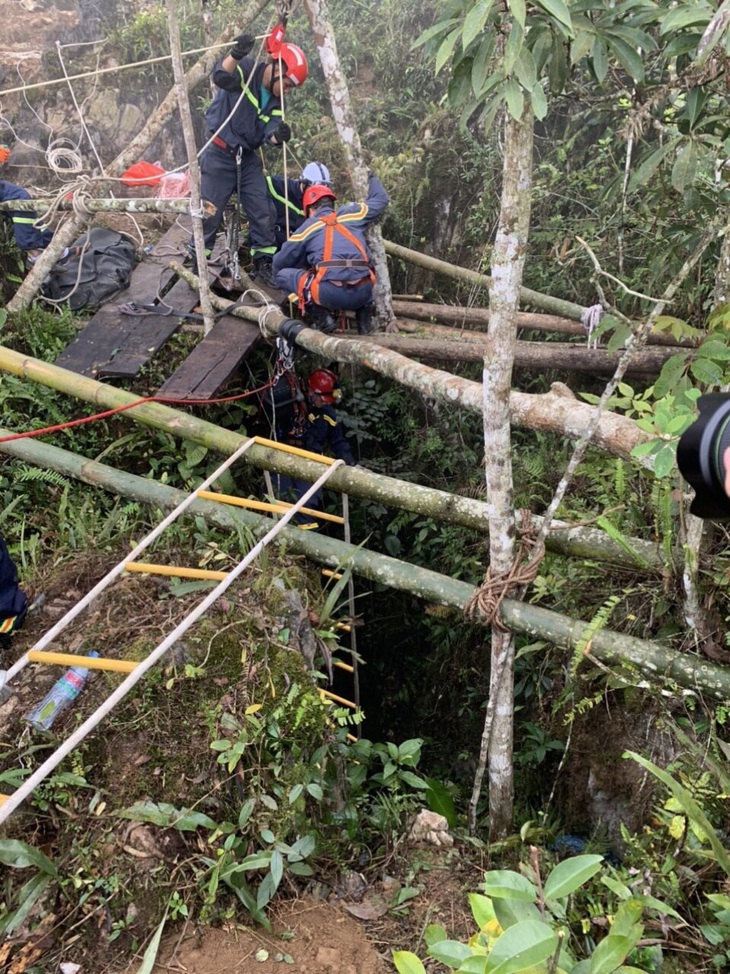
left=54, top=221, right=194, bottom=379
left=156, top=313, right=262, bottom=401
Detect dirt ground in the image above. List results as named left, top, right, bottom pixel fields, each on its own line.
left=132, top=899, right=388, bottom=974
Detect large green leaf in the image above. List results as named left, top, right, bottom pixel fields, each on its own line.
left=471, top=34, right=497, bottom=97
left=591, top=37, right=608, bottom=81
left=504, top=19, right=525, bottom=73
left=393, top=953, right=427, bottom=974
left=425, top=777, right=457, bottom=827
left=628, top=139, right=680, bottom=193
left=509, top=0, right=526, bottom=29
left=589, top=933, right=632, bottom=974
left=469, top=892, right=498, bottom=929
left=482, top=870, right=537, bottom=901
left=413, top=18, right=459, bottom=50
left=660, top=5, right=712, bottom=34
left=436, top=27, right=461, bottom=74
left=671, top=141, right=698, bottom=194
left=696, top=0, right=730, bottom=67
left=504, top=79, right=525, bottom=120
left=530, top=83, right=548, bottom=120
left=533, top=0, right=574, bottom=35
left=0, top=839, right=57, bottom=876
left=543, top=855, right=604, bottom=900
left=487, top=919, right=558, bottom=974
left=429, top=940, right=474, bottom=966
left=0, top=872, right=52, bottom=937
left=604, top=32, right=645, bottom=81
left=463, top=0, right=495, bottom=50
left=492, top=895, right=542, bottom=930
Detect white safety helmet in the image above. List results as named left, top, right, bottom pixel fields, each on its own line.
left=300, top=161, right=331, bottom=186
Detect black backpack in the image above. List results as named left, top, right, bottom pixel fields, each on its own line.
left=259, top=372, right=308, bottom=441
left=42, top=227, right=136, bottom=311
left=0, top=534, right=27, bottom=634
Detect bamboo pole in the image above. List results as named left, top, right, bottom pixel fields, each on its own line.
left=0, top=358, right=664, bottom=572
left=170, top=263, right=656, bottom=467
left=0, top=430, right=723, bottom=699
left=383, top=239, right=587, bottom=321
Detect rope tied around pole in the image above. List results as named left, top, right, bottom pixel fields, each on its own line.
left=464, top=511, right=545, bottom=629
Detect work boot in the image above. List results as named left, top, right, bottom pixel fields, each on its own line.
left=355, top=303, right=374, bottom=335
left=252, top=255, right=275, bottom=288
left=306, top=304, right=337, bottom=334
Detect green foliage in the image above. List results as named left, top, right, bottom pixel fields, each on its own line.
left=393, top=853, right=676, bottom=973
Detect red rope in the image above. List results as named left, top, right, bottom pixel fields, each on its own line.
left=0, top=380, right=275, bottom=445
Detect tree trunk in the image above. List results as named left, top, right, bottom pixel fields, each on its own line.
left=391, top=300, right=699, bottom=348
left=303, top=0, right=395, bottom=330
left=166, top=0, right=216, bottom=334
left=2, top=426, right=724, bottom=699
left=0, top=343, right=667, bottom=570
left=351, top=332, right=679, bottom=375
left=472, top=105, right=534, bottom=840
left=6, top=0, right=269, bottom=312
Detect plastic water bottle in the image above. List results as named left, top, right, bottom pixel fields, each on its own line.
left=25, top=651, right=99, bottom=730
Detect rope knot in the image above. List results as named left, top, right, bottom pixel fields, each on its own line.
left=464, top=510, right=545, bottom=629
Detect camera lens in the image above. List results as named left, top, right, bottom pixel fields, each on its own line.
left=677, top=393, right=730, bottom=519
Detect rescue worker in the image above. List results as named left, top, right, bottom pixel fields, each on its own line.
left=0, top=179, right=53, bottom=259
left=304, top=368, right=355, bottom=465
left=273, top=171, right=388, bottom=334
left=277, top=369, right=356, bottom=526
left=266, top=161, right=331, bottom=249
left=0, top=533, right=28, bottom=656
left=195, top=31, right=308, bottom=286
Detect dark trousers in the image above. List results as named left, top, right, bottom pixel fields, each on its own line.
left=199, top=144, right=276, bottom=257
left=274, top=268, right=373, bottom=313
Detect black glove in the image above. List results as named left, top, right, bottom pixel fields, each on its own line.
left=279, top=318, right=306, bottom=344
left=273, top=121, right=291, bottom=145
left=230, top=33, right=255, bottom=60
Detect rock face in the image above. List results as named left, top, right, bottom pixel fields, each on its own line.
left=0, top=0, right=201, bottom=187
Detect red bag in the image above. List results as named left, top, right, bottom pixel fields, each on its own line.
left=121, top=161, right=167, bottom=187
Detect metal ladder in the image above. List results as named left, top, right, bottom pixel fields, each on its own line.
left=0, top=436, right=351, bottom=824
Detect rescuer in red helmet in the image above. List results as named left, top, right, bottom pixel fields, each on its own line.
left=274, top=171, right=389, bottom=334
left=304, top=368, right=355, bottom=467
left=193, top=31, right=308, bottom=287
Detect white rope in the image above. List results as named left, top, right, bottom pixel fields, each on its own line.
left=581, top=303, right=603, bottom=349
left=45, top=138, right=84, bottom=177
left=0, top=458, right=344, bottom=826
left=258, top=301, right=284, bottom=337
left=3, top=438, right=258, bottom=685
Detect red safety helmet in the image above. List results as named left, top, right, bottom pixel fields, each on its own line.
left=308, top=368, right=339, bottom=403
left=303, top=184, right=337, bottom=212
left=278, top=43, right=308, bottom=87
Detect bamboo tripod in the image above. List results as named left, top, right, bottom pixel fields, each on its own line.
left=0, top=436, right=360, bottom=824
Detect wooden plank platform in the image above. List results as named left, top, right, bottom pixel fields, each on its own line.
left=55, top=221, right=194, bottom=379
left=156, top=313, right=262, bottom=401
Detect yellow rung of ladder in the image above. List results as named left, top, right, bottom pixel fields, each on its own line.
left=197, top=490, right=344, bottom=525
left=335, top=623, right=351, bottom=632
left=254, top=436, right=336, bottom=466
left=28, top=651, right=138, bottom=674
left=322, top=569, right=343, bottom=579
left=319, top=688, right=357, bottom=709
left=267, top=499, right=344, bottom=525
left=326, top=720, right=358, bottom=744
left=125, top=562, right=228, bottom=581
left=333, top=660, right=354, bottom=673
left=0, top=795, right=8, bottom=805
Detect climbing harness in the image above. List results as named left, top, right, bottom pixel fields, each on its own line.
left=296, top=213, right=375, bottom=312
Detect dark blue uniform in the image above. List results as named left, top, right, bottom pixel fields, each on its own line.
left=199, top=58, right=284, bottom=258
left=266, top=175, right=305, bottom=248
left=273, top=174, right=388, bottom=313
left=0, top=180, right=53, bottom=252
left=0, top=534, right=27, bottom=648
